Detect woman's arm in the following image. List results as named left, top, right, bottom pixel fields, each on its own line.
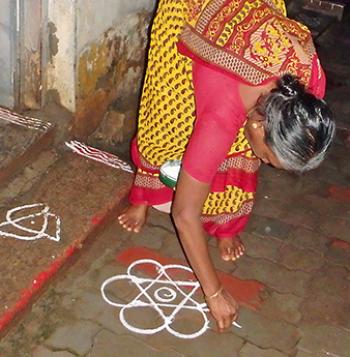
left=172, top=61, right=245, bottom=331
left=172, top=170, right=238, bottom=332
left=173, top=170, right=217, bottom=295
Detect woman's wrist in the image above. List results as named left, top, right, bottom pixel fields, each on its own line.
left=202, top=280, right=222, bottom=298
left=205, top=285, right=224, bottom=301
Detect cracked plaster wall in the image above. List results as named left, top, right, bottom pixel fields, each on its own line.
left=0, top=0, right=15, bottom=108
left=46, top=0, right=156, bottom=142
left=20, top=1, right=43, bottom=110
left=46, top=0, right=76, bottom=113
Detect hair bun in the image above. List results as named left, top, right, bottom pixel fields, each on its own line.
left=278, top=74, right=304, bottom=99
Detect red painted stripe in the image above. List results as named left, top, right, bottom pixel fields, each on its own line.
left=328, top=186, right=350, bottom=203
left=0, top=199, right=122, bottom=332
left=0, top=245, right=76, bottom=331
left=331, top=239, right=350, bottom=251
left=117, top=247, right=265, bottom=310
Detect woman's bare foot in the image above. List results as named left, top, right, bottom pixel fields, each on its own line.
left=217, top=237, right=245, bottom=261
left=118, top=204, right=148, bottom=233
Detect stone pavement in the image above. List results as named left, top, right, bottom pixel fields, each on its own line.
left=0, top=7, right=350, bottom=357
left=0, top=102, right=133, bottom=335
left=0, top=148, right=131, bottom=332
left=0, top=130, right=349, bottom=356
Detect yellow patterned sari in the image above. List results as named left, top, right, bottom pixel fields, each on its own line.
left=129, top=0, right=317, bottom=238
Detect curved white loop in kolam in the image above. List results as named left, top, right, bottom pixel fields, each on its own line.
left=0, top=203, right=61, bottom=241
left=100, top=274, right=135, bottom=307
left=126, top=259, right=205, bottom=309
left=119, top=304, right=209, bottom=339
left=154, top=287, right=177, bottom=303
left=53, top=216, right=61, bottom=242
left=119, top=304, right=170, bottom=336
left=101, top=259, right=212, bottom=339
left=7, top=204, right=57, bottom=240
left=6, top=204, right=49, bottom=235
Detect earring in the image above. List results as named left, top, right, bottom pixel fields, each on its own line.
left=252, top=122, right=259, bottom=129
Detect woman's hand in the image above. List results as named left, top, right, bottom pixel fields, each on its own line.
left=206, top=289, right=239, bottom=332
left=172, top=170, right=239, bottom=332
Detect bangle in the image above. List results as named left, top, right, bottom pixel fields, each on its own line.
left=205, top=285, right=224, bottom=300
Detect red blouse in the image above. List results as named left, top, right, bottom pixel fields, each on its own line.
left=182, top=57, right=326, bottom=184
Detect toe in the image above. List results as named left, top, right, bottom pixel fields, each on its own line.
left=239, top=243, right=245, bottom=255
left=222, top=254, right=231, bottom=262
left=130, top=219, right=142, bottom=233
left=118, top=217, right=126, bottom=225
left=121, top=222, right=128, bottom=229
left=221, top=247, right=231, bottom=261
left=133, top=224, right=141, bottom=233
left=233, top=245, right=244, bottom=260
left=122, top=221, right=134, bottom=231
left=231, top=251, right=238, bottom=261
left=239, top=244, right=245, bottom=254
left=228, top=248, right=237, bottom=261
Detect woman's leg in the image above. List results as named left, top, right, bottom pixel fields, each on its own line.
left=119, top=1, right=193, bottom=234
left=201, top=192, right=255, bottom=262
left=118, top=140, right=174, bottom=233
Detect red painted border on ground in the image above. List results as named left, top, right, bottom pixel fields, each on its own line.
left=0, top=245, right=76, bottom=331
left=331, top=239, right=350, bottom=251
left=0, top=199, right=125, bottom=333
left=328, top=186, right=350, bottom=203
left=117, top=247, right=265, bottom=310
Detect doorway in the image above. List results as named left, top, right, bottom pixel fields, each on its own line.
left=0, top=0, right=43, bottom=110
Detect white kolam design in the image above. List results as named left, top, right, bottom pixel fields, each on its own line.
left=0, top=107, right=52, bottom=131
left=65, top=141, right=133, bottom=173
left=101, top=259, right=241, bottom=339
left=0, top=203, right=61, bottom=242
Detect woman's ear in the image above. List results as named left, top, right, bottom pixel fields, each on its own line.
left=246, top=116, right=265, bottom=139
left=257, top=121, right=266, bottom=140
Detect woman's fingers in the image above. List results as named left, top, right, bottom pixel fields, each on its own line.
left=217, top=316, right=234, bottom=332
left=217, top=318, right=225, bottom=332
left=216, top=311, right=236, bottom=332
left=224, top=316, right=233, bottom=330
left=209, top=289, right=239, bottom=332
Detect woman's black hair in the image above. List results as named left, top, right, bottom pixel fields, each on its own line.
left=262, top=74, right=336, bottom=173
